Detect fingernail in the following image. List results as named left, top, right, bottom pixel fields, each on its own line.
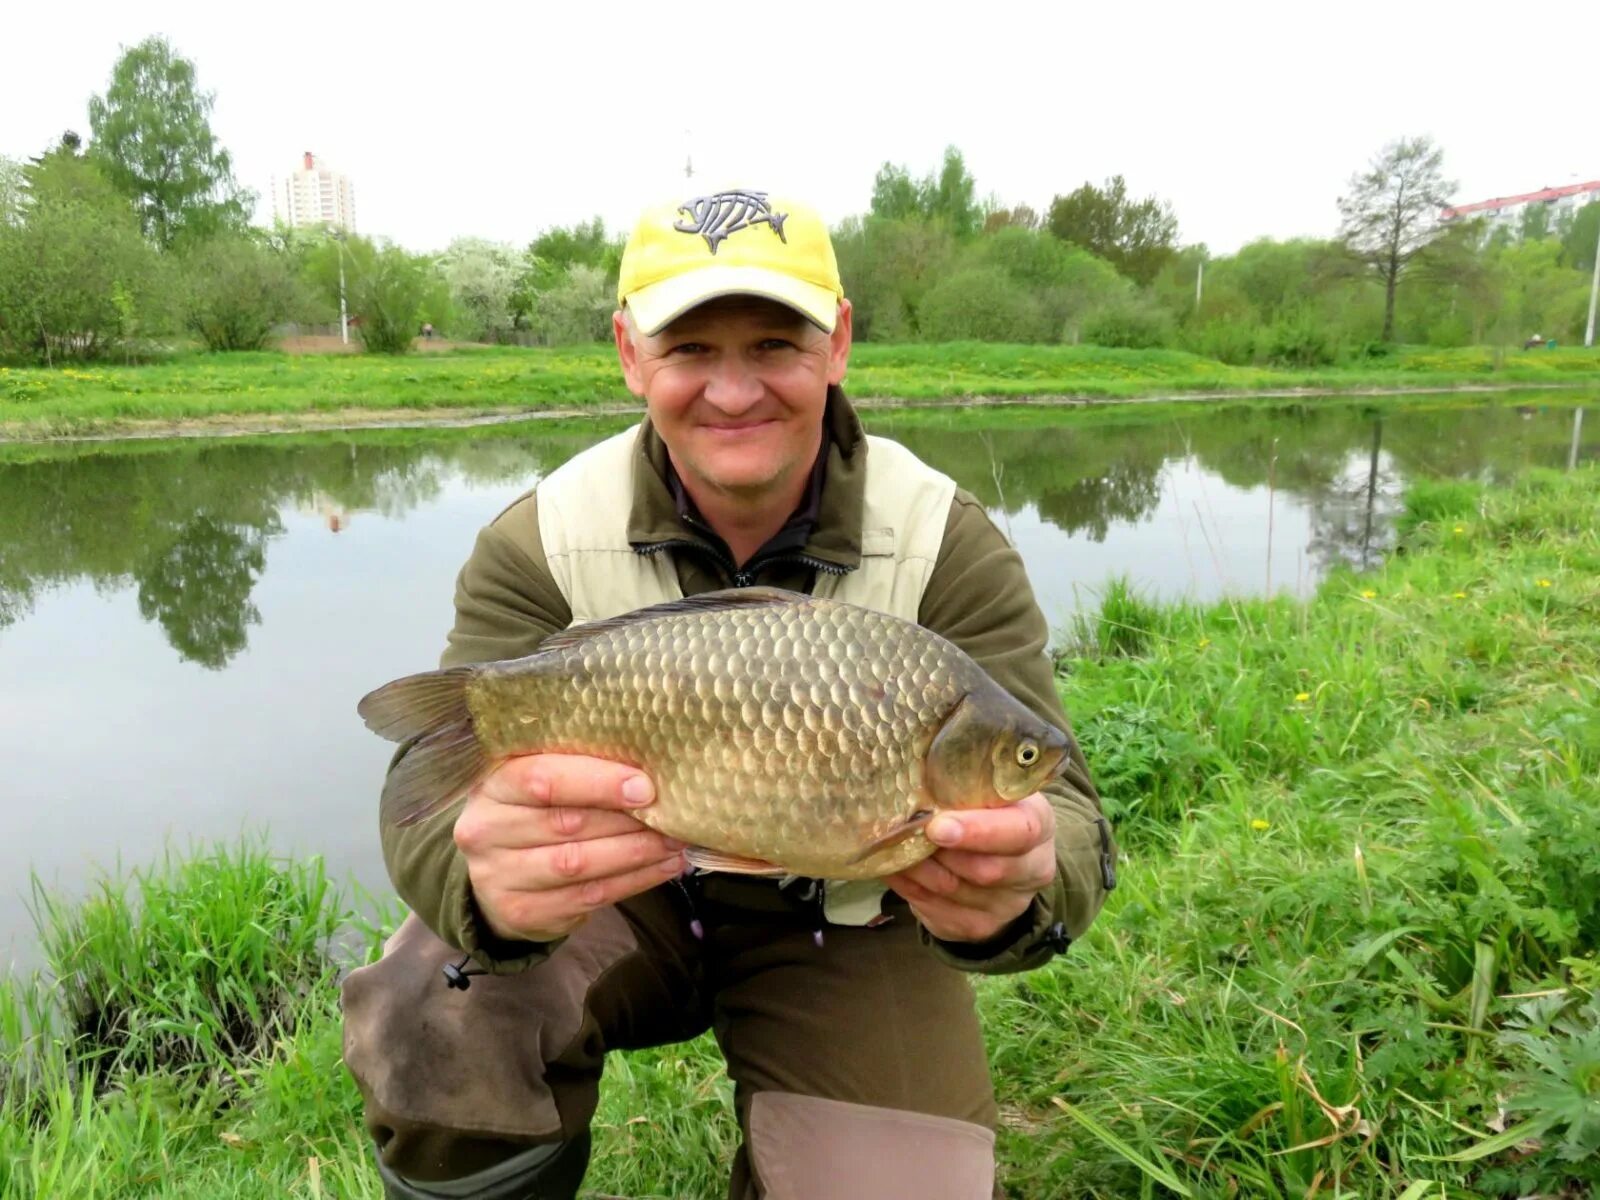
left=928, top=816, right=961, bottom=846
left=526, top=773, right=551, bottom=803
left=622, top=776, right=654, bottom=806
left=663, top=838, right=686, bottom=851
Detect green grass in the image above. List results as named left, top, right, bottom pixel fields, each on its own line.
left=2, top=468, right=1597, bottom=1197
left=2, top=342, right=1599, bottom=438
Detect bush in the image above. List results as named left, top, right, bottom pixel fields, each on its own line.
left=918, top=266, right=1049, bottom=342
left=0, top=196, right=157, bottom=364
left=1181, top=316, right=1259, bottom=365
left=352, top=245, right=433, bottom=355
left=1082, top=298, right=1173, bottom=349
left=533, top=263, right=612, bottom=345
left=1259, top=306, right=1339, bottom=367
left=178, top=235, right=303, bottom=351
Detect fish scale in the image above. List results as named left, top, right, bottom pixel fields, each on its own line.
left=360, top=588, right=1071, bottom=880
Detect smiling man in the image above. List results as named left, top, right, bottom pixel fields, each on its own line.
left=342, top=190, right=1116, bottom=1200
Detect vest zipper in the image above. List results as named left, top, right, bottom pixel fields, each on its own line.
left=635, top=542, right=852, bottom=587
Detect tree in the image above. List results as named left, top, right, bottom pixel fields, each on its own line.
left=927, top=146, right=978, bottom=239
left=534, top=263, right=613, bottom=344
left=1561, top=201, right=1600, bottom=273
left=441, top=238, right=518, bottom=342
left=0, top=156, right=22, bottom=226
left=0, top=147, right=156, bottom=363
left=87, top=35, right=250, bottom=248
left=868, top=149, right=978, bottom=238
left=1336, top=136, right=1455, bottom=342
left=1046, top=175, right=1178, bottom=285
left=178, top=234, right=304, bottom=351
left=982, top=204, right=1040, bottom=234
left=870, top=163, right=923, bottom=222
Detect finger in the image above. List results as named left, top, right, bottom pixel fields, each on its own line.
left=474, top=804, right=661, bottom=850
left=926, top=794, right=1053, bottom=856
left=497, top=853, right=686, bottom=938
left=482, top=754, right=655, bottom=811
left=502, top=830, right=685, bottom=893
left=933, top=844, right=1057, bottom=892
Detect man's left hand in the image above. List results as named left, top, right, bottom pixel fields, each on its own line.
left=884, top=792, right=1056, bottom=945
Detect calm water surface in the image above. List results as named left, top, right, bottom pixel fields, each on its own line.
left=1, top=397, right=1593, bottom=966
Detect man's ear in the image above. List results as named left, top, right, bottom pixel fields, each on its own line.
left=614, top=310, right=645, bottom=396
left=827, top=299, right=853, bottom=386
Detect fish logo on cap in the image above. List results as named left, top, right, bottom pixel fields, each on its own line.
left=673, top=190, right=788, bottom=255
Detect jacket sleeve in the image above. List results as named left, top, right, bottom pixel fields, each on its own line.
left=377, top=490, right=577, bottom=974
left=912, top=488, right=1117, bottom=975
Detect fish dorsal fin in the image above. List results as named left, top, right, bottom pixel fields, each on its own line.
left=537, top=587, right=810, bottom=655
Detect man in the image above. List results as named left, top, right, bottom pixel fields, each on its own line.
left=342, top=188, right=1116, bottom=1200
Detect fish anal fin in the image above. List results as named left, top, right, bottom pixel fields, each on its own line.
left=536, top=587, right=809, bottom=655
left=684, top=847, right=789, bottom=877
left=845, top=809, right=935, bottom=866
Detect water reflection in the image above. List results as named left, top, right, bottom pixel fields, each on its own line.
left=0, top=401, right=1592, bottom=669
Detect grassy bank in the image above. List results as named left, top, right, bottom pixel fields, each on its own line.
left=2, top=342, right=1599, bottom=439
left=3, top=468, right=1597, bottom=1197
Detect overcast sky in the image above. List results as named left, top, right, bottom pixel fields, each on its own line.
left=4, top=0, right=1595, bottom=256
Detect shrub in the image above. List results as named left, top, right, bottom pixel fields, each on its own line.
left=178, top=235, right=303, bottom=351
left=1082, top=298, right=1174, bottom=349
left=918, top=266, right=1049, bottom=342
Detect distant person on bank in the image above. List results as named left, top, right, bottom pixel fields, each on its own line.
left=341, top=189, right=1117, bottom=1200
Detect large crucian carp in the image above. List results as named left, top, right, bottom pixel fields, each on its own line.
left=358, top=588, right=1068, bottom=880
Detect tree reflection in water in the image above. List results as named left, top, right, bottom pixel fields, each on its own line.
left=0, top=402, right=1590, bottom=665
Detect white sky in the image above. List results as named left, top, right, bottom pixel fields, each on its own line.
left=3, top=0, right=1595, bottom=256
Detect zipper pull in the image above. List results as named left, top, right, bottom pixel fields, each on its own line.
left=733, top=570, right=754, bottom=587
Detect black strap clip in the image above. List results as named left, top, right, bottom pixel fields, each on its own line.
left=443, top=954, right=486, bottom=991
left=1096, top=817, right=1118, bottom=892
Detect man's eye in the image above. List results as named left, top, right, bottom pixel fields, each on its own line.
left=668, top=342, right=706, bottom=355
left=758, top=338, right=796, bottom=351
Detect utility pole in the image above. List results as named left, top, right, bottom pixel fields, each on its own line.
left=1586, top=216, right=1599, bottom=348
left=329, top=227, right=349, bottom=346
left=1195, top=259, right=1204, bottom=311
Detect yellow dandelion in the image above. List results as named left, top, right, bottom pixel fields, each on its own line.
left=1197, top=637, right=1212, bottom=649
left=1360, top=589, right=1377, bottom=600
left=1452, top=525, right=1465, bottom=534
left=1250, top=819, right=1271, bottom=832
left=1536, top=579, right=1552, bottom=588
left=1295, top=692, right=1311, bottom=703
left=1452, top=592, right=1467, bottom=600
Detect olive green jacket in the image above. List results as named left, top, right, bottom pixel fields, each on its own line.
left=380, top=390, right=1116, bottom=976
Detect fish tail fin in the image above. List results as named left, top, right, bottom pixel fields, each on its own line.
left=358, top=667, right=490, bottom=827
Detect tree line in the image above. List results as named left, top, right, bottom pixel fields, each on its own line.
left=2, top=36, right=1597, bottom=365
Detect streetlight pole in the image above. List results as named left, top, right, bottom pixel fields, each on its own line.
left=328, top=227, right=349, bottom=346
left=1586, top=215, right=1599, bottom=348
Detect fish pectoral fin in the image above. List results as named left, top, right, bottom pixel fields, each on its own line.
left=684, top=847, right=790, bottom=877
left=845, top=810, right=935, bottom=866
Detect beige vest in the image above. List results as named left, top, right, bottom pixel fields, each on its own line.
left=535, top=425, right=957, bottom=924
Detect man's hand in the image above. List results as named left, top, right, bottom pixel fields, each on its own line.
left=452, top=754, right=686, bottom=944
left=885, top=792, right=1056, bottom=945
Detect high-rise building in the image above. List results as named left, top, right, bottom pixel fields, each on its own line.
left=1441, top=179, right=1600, bottom=233
left=272, top=151, right=357, bottom=232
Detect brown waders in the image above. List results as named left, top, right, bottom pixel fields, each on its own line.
left=342, top=877, right=1000, bottom=1199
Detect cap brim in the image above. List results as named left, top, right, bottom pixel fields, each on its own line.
left=625, top=265, right=838, bottom=336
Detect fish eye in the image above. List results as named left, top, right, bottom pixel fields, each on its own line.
left=1016, top=741, right=1039, bottom=767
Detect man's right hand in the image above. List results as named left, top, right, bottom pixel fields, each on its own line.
left=452, top=754, right=686, bottom=944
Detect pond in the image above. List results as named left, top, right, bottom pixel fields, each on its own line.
left=0, top=395, right=1593, bottom=967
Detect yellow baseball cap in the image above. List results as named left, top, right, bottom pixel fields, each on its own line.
left=617, top=189, right=843, bottom=335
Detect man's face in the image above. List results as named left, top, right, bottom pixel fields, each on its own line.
left=614, top=296, right=853, bottom=501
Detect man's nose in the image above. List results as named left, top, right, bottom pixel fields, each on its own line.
left=702, top=355, right=764, bottom=413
